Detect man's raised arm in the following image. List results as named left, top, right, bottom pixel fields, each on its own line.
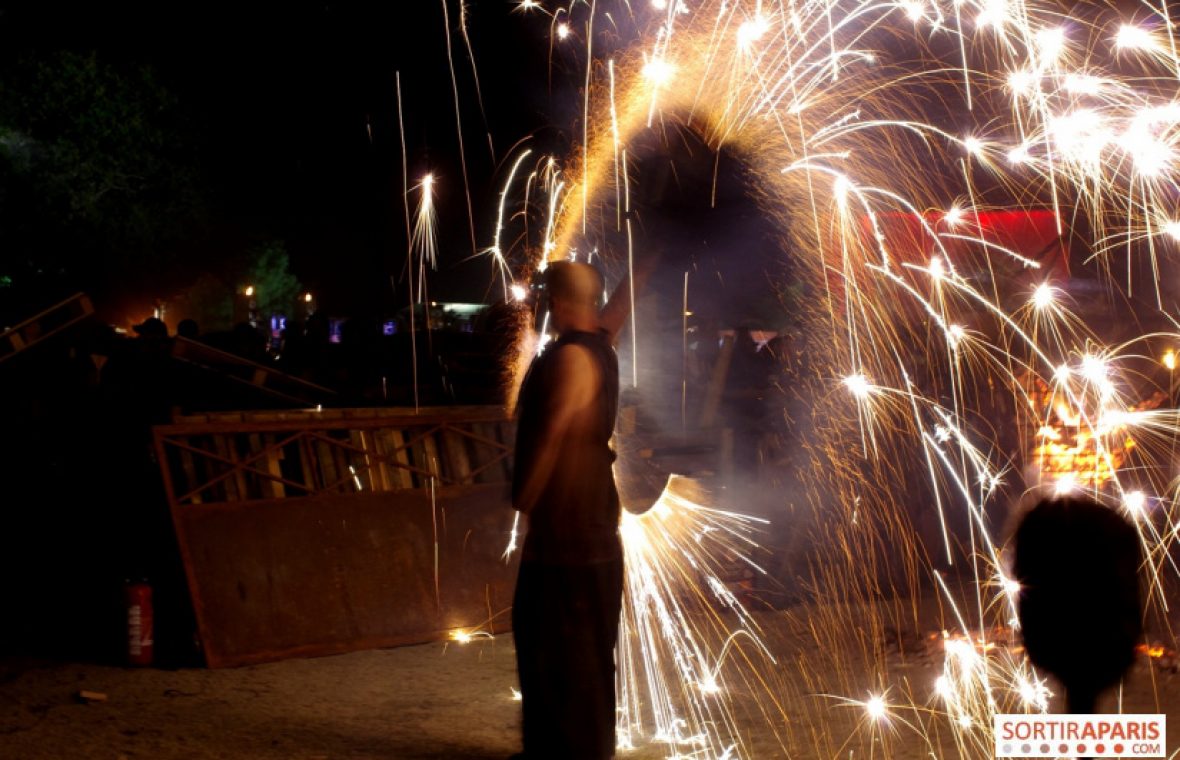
left=599, top=248, right=662, bottom=341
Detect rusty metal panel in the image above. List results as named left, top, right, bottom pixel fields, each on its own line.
left=154, top=407, right=520, bottom=667
left=173, top=484, right=518, bottom=668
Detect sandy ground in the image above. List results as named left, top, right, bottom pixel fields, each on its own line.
left=2, top=606, right=1177, bottom=759
left=0, top=637, right=523, bottom=760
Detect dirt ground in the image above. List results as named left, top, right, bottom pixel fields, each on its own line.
left=2, top=603, right=1177, bottom=760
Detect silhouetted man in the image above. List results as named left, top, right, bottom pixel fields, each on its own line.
left=511, top=259, right=647, bottom=760
left=1011, top=495, right=1143, bottom=714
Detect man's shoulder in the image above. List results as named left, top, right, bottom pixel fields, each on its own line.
left=549, top=341, right=599, bottom=374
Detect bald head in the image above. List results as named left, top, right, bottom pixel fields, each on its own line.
left=546, top=261, right=604, bottom=333
left=547, top=261, right=603, bottom=307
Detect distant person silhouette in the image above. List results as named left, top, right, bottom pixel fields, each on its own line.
left=176, top=318, right=199, bottom=340
left=722, top=325, right=773, bottom=481
left=231, top=322, right=268, bottom=363
left=1011, top=495, right=1142, bottom=713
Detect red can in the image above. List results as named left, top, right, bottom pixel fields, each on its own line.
left=125, top=581, right=154, bottom=666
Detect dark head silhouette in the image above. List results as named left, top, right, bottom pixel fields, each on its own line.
left=133, top=316, right=168, bottom=340
left=1011, top=495, right=1142, bottom=713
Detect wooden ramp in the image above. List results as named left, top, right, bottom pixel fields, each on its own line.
left=0, top=293, right=93, bottom=364
left=170, top=336, right=338, bottom=406
left=153, top=406, right=518, bottom=667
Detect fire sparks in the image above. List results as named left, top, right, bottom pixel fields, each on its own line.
left=482, top=0, right=1180, bottom=754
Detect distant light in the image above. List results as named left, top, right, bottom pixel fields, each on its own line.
left=244, top=285, right=255, bottom=297
left=1018, top=677, right=1046, bottom=709
left=1007, top=70, right=1035, bottom=96
left=304, top=292, right=313, bottom=303
left=947, top=324, right=966, bottom=346
left=642, top=57, right=676, bottom=86
left=1007, top=144, right=1031, bottom=165
left=1116, top=24, right=1157, bottom=51
left=1081, top=354, right=1107, bottom=383
left=1035, top=27, right=1066, bottom=61
left=833, top=175, right=851, bottom=206
left=1124, top=491, right=1147, bottom=518
left=843, top=373, right=871, bottom=399
left=1122, top=135, right=1171, bottom=177
left=737, top=15, right=770, bottom=48
left=1036, top=425, right=1060, bottom=440
left=518, top=0, right=540, bottom=10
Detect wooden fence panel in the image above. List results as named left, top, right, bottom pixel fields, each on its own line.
left=153, top=407, right=518, bottom=667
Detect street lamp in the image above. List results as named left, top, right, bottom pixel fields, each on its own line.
left=244, top=285, right=258, bottom=327
left=303, top=292, right=315, bottom=319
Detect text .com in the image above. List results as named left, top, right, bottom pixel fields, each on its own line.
left=994, top=715, right=1166, bottom=757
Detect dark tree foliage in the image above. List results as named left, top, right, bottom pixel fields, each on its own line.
left=177, top=240, right=302, bottom=332
left=0, top=51, right=205, bottom=318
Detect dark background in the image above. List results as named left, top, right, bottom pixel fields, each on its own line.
left=0, top=0, right=584, bottom=323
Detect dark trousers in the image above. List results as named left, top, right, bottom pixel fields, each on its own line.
left=513, top=556, right=625, bottom=760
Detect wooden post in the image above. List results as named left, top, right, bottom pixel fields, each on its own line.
left=720, top=427, right=735, bottom=487
left=699, top=333, right=735, bottom=429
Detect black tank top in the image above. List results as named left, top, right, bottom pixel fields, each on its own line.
left=513, top=329, right=622, bottom=564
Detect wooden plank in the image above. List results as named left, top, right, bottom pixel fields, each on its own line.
left=297, top=434, right=318, bottom=493
left=260, top=434, right=286, bottom=499
left=441, top=426, right=473, bottom=486
left=348, top=429, right=382, bottom=492
left=468, top=423, right=495, bottom=484
left=211, top=434, right=241, bottom=502
left=152, top=405, right=512, bottom=438
left=419, top=430, right=443, bottom=486
left=384, top=430, right=415, bottom=489
left=178, top=440, right=203, bottom=505
left=361, top=430, right=391, bottom=492
left=315, top=437, right=339, bottom=493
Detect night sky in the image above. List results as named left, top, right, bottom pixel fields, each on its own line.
left=0, top=1, right=578, bottom=318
